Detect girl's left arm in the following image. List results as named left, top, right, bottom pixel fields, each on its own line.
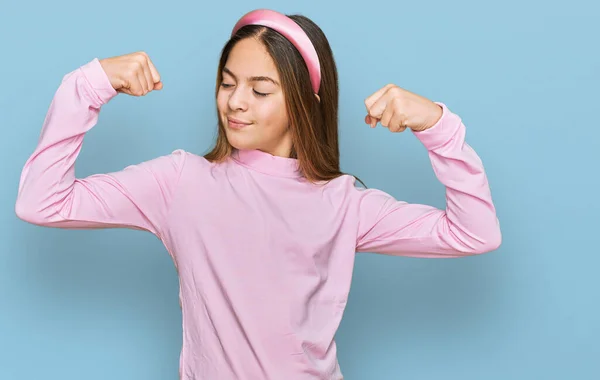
left=355, top=92, right=501, bottom=258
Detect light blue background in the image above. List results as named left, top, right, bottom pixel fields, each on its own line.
left=1, top=0, right=598, bottom=379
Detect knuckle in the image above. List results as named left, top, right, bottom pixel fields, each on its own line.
left=129, top=61, right=141, bottom=72
left=131, top=58, right=143, bottom=68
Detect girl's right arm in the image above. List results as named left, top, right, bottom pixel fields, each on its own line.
left=15, top=55, right=185, bottom=240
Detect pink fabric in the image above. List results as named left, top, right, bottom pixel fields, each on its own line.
left=15, top=58, right=501, bottom=379
left=231, top=9, right=322, bottom=94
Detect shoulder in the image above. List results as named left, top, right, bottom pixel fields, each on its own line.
left=314, top=175, right=399, bottom=227
left=323, top=174, right=388, bottom=196
left=327, top=174, right=398, bottom=213
left=318, top=174, right=389, bottom=203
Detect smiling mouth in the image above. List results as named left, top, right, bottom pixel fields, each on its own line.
left=227, top=118, right=252, bottom=129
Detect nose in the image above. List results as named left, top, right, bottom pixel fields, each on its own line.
left=227, top=86, right=249, bottom=112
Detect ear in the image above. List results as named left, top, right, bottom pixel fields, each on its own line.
left=314, top=93, right=320, bottom=103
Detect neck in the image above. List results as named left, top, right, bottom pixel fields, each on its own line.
left=260, top=132, right=293, bottom=158
left=231, top=148, right=301, bottom=178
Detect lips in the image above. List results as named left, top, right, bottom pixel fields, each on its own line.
left=227, top=117, right=252, bottom=129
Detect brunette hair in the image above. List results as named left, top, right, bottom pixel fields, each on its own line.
left=204, top=13, right=364, bottom=186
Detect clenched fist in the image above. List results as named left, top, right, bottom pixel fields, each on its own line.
left=364, top=84, right=442, bottom=133
left=99, top=51, right=163, bottom=96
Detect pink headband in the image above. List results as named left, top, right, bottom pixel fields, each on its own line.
left=231, top=9, right=322, bottom=94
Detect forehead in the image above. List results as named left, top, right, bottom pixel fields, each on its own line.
left=224, top=38, right=279, bottom=79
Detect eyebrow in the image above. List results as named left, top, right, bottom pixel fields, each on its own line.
left=222, top=67, right=279, bottom=86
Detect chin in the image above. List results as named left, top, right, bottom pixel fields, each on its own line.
left=225, top=130, right=260, bottom=151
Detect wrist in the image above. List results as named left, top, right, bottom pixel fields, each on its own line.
left=424, top=103, right=443, bottom=131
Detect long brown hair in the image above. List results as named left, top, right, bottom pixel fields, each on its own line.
left=204, top=13, right=364, bottom=186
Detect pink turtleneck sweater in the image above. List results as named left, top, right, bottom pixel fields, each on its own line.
left=15, top=58, right=501, bottom=379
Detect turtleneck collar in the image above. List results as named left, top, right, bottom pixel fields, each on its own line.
left=231, top=149, right=301, bottom=178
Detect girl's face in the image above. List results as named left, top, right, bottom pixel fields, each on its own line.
left=217, top=37, right=292, bottom=157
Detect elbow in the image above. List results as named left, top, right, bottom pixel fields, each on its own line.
left=447, top=216, right=502, bottom=256
left=473, top=226, right=502, bottom=254
left=15, top=198, right=40, bottom=225
left=15, top=194, right=52, bottom=226
left=477, top=234, right=502, bottom=254
left=15, top=180, right=72, bottom=227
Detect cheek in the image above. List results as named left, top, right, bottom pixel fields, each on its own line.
left=257, top=100, right=288, bottom=129
left=216, top=92, right=227, bottom=115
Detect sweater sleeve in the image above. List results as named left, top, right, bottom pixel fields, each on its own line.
left=15, top=58, right=185, bottom=239
left=355, top=103, right=501, bottom=258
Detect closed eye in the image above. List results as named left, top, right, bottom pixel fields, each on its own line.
left=220, top=82, right=269, bottom=97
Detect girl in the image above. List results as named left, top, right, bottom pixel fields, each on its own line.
left=15, top=8, right=501, bottom=380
